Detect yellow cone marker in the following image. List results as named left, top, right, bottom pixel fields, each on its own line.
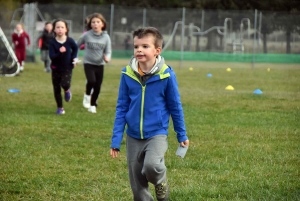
left=189, top=67, right=193, bottom=71
left=226, top=68, right=231, bottom=72
left=267, top=68, right=270, bottom=72
left=225, top=85, right=234, bottom=90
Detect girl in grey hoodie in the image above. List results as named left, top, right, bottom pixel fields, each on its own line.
left=77, top=13, right=112, bottom=113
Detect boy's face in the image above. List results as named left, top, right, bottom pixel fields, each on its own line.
left=91, top=17, right=104, bottom=33
left=133, top=34, right=161, bottom=65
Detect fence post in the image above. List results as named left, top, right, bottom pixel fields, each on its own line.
left=180, top=7, right=185, bottom=68
left=83, top=5, right=86, bottom=32
left=252, top=9, right=257, bottom=69
left=143, top=8, right=146, bottom=27
left=258, top=11, right=262, bottom=53
left=199, top=10, right=205, bottom=52
left=110, top=4, right=114, bottom=45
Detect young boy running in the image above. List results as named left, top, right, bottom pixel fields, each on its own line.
left=110, top=27, right=189, bottom=201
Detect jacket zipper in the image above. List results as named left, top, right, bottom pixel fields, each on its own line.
left=140, top=86, right=146, bottom=139
left=123, top=70, right=145, bottom=139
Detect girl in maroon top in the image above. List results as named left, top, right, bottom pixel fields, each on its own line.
left=12, top=23, right=30, bottom=72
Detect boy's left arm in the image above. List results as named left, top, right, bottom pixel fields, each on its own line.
left=165, top=72, right=189, bottom=144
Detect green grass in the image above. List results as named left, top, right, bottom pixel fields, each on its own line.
left=0, top=59, right=299, bottom=200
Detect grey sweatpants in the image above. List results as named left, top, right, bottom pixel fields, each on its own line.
left=126, top=135, right=168, bottom=201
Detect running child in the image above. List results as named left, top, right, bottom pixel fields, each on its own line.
left=12, top=23, right=30, bottom=72
left=38, top=21, right=54, bottom=72
left=49, top=19, right=78, bottom=115
left=110, top=27, right=189, bottom=201
left=77, top=13, right=112, bottom=114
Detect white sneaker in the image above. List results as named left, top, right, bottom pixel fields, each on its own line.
left=88, top=106, right=97, bottom=113
left=83, top=94, right=91, bottom=108
left=20, top=66, right=24, bottom=72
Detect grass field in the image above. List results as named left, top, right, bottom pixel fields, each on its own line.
left=0, top=59, right=299, bottom=201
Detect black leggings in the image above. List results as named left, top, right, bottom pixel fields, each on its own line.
left=84, top=63, right=104, bottom=106
left=52, top=70, right=72, bottom=108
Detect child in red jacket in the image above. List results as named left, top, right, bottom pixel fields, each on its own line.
left=12, top=23, right=30, bottom=72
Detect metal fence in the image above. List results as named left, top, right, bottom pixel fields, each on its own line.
left=1, top=3, right=300, bottom=61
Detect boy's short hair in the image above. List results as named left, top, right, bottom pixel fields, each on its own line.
left=87, top=13, right=107, bottom=31
left=132, top=27, right=163, bottom=48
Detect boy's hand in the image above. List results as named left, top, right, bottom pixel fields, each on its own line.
left=180, top=139, right=189, bottom=147
left=110, top=148, right=120, bottom=158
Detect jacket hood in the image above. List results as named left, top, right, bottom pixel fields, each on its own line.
left=128, top=55, right=165, bottom=75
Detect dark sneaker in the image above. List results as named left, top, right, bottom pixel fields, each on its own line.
left=155, top=181, right=169, bottom=201
left=65, top=90, right=72, bottom=102
left=56, top=108, right=65, bottom=115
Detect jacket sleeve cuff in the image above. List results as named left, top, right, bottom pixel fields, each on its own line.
left=110, top=144, right=121, bottom=151
left=177, top=135, right=188, bottom=143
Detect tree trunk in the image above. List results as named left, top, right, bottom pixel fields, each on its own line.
left=286, top=31, right=291, bottom=54
left=263, top=33, right=267, bottom=53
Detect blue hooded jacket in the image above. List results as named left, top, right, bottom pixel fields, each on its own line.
left=111, top=56, right=188, bottom=150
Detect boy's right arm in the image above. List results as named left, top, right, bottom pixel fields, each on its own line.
left=110, top=74, right=130, bottom=157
